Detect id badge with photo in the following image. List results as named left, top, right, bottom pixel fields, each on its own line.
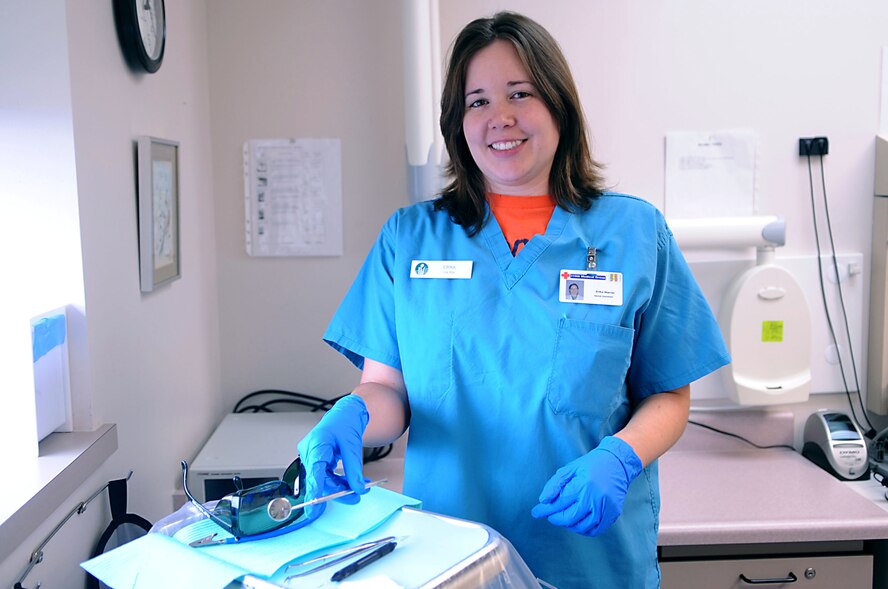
left=559, top=269, right=623, bottom=306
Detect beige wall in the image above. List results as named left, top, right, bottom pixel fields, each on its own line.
left=208, top=1, right=408, bottom=409
left=69, top=0, right=222, bottom=518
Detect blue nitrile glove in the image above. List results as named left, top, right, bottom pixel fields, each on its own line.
left=296, top=394, right=369, bottom=519
left=530, top=436, right=643, bottom=536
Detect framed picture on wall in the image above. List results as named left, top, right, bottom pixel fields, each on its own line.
left=137, top=136, right=180, bottom=293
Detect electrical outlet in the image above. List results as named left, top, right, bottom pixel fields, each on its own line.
left=799, top=137, right=829, bottom=156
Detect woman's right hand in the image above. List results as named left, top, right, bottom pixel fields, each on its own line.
left=296, top=394, right=370, bottom=519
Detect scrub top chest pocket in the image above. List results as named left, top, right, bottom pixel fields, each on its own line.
left=546, top=318, right=635, bottom=423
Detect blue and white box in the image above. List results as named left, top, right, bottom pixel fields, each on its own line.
left=31, top=306, right=73, bottom=441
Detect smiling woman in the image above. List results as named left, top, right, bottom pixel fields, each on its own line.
left=461, top=40, right=560, bottom=197
left=436, top=12, right=606, bottom=236
left=296, top=11, right=729, bottom=589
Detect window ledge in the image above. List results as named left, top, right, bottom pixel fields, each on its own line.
left=0, top=424, right=117, bottom=564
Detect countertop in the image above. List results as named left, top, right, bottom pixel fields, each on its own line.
left=658, top=412, right=888, bottom=548
left=366, top=412, right=888, bottom=550
left=1, top=424, right=118, bottom=564
left=659, top=448, right=888, bottom=546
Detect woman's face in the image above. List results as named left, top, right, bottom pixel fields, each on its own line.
left=462, top=40, right=560, bottom=196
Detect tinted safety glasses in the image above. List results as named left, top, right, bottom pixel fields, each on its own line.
left=181, top=457, right=386, bottom=545
left=181, top=456, right=314, bottom=543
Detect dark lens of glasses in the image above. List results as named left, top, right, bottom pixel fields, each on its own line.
left=231, top=480, right=303, bottom=536
left=182, top=457, right=309, bottom=540
left=282, top=457, right=307, bottom=500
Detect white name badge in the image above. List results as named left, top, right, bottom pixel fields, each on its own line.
left=559, top=269, right=623, bottom=306
left=410, top=260, right=474, bottom=279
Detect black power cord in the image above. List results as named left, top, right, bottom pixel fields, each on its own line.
left=687, top=419, right=795, bottom=451
left=233, top=389, right=393, bottom=463
left=233, top=389, right=341, bottom=413
left=803, top=150, right=877, bottom=438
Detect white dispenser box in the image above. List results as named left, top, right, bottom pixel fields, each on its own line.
left=30, top=306, right=73, bottom=441
left=719, top=248, right=812, bottom=405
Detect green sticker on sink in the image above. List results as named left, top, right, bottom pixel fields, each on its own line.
left=762, top=320, right=784, bottom=342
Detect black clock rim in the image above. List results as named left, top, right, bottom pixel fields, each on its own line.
left=113, top=0, right=166, bottom=74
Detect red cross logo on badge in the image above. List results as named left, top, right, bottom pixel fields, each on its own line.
left=561, top=271, right=570, bottom=279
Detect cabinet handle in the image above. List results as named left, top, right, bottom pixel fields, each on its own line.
left=739, top=572, right=798, bottom=585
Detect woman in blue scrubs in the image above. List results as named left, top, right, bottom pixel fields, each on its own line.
left=297, top=12, right=730, bottom=588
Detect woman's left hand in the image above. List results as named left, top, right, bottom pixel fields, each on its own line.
left=531, top=436, right=642, bottom=536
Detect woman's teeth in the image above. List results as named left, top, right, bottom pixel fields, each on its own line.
left=490, top=140, right=524, bottom=151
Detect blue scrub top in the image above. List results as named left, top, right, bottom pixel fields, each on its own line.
left=324, top=193, right=730, bottom=588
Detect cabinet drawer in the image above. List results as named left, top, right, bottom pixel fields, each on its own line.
left=660, top=554, right=872, bottom=589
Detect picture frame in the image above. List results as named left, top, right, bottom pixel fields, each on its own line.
left=137, top=136, right=180, bottom=292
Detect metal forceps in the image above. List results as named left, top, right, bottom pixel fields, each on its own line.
left=283, top=536, right=401, bottom=581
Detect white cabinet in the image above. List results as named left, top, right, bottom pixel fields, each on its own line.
left=661, top=554, right=872, bottom=589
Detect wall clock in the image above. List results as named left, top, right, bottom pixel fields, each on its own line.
left=114, top=0, right=166, bottom=73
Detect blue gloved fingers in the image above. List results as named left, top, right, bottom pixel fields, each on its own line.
left=566, top=508, right=606, bottom=536
left=533, top=480, right=613, bottom=536
left=303, top=499, right=327, bottom=521
left=322, top=473, right=367, bottom=505
left=296, top=438, right=334, bottom=492
left=295, top=394, right=371, bottom=516
left=318, top=395, right=370, bottom=494
left=305, top=469, right=362, bottom=516
left=338, top=443, right=368, bottom=496
left=550, top=500, right=601, bottom=532
left=333, top=493, right=361, bottom=505
left=297, top=438, right=361, bottom=498
left=548, top=471, right=607, bottom=529
left=531, top=436, right=643, bottom=536
left=317, top=470, right=347, bottom=494
left=535, top=465, right=574, bottom=504
left=530, top=479, right=578, bottom=519
left=302, top=461, right=331, bottom=520
left=530, top=501, right=557, bottom=519
left=566, top=490, right=624, bottom=536
left=535, top=475, right=593, bottom=527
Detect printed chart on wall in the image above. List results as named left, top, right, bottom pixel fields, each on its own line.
left=243, top=138, right=343, bottom=256
left=664, top=130, right=758, bottom=218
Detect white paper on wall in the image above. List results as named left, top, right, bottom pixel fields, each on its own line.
left=243, top=138, right=343, bottom=257
left=664, top=130, right=758, bottom=219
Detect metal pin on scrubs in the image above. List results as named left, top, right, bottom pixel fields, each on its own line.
left=586, top=247, right=597, bottom=270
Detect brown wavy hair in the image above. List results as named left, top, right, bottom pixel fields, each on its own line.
left=435, top=11, right=606, bottom=235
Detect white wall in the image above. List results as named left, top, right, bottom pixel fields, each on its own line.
left=0, top=0, right=84, bottom=467
left=439, top=2, right=884, bottom=257
left=437, top=2, right=886, bottom=434
left=0, top=1, right=221, bottom=585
